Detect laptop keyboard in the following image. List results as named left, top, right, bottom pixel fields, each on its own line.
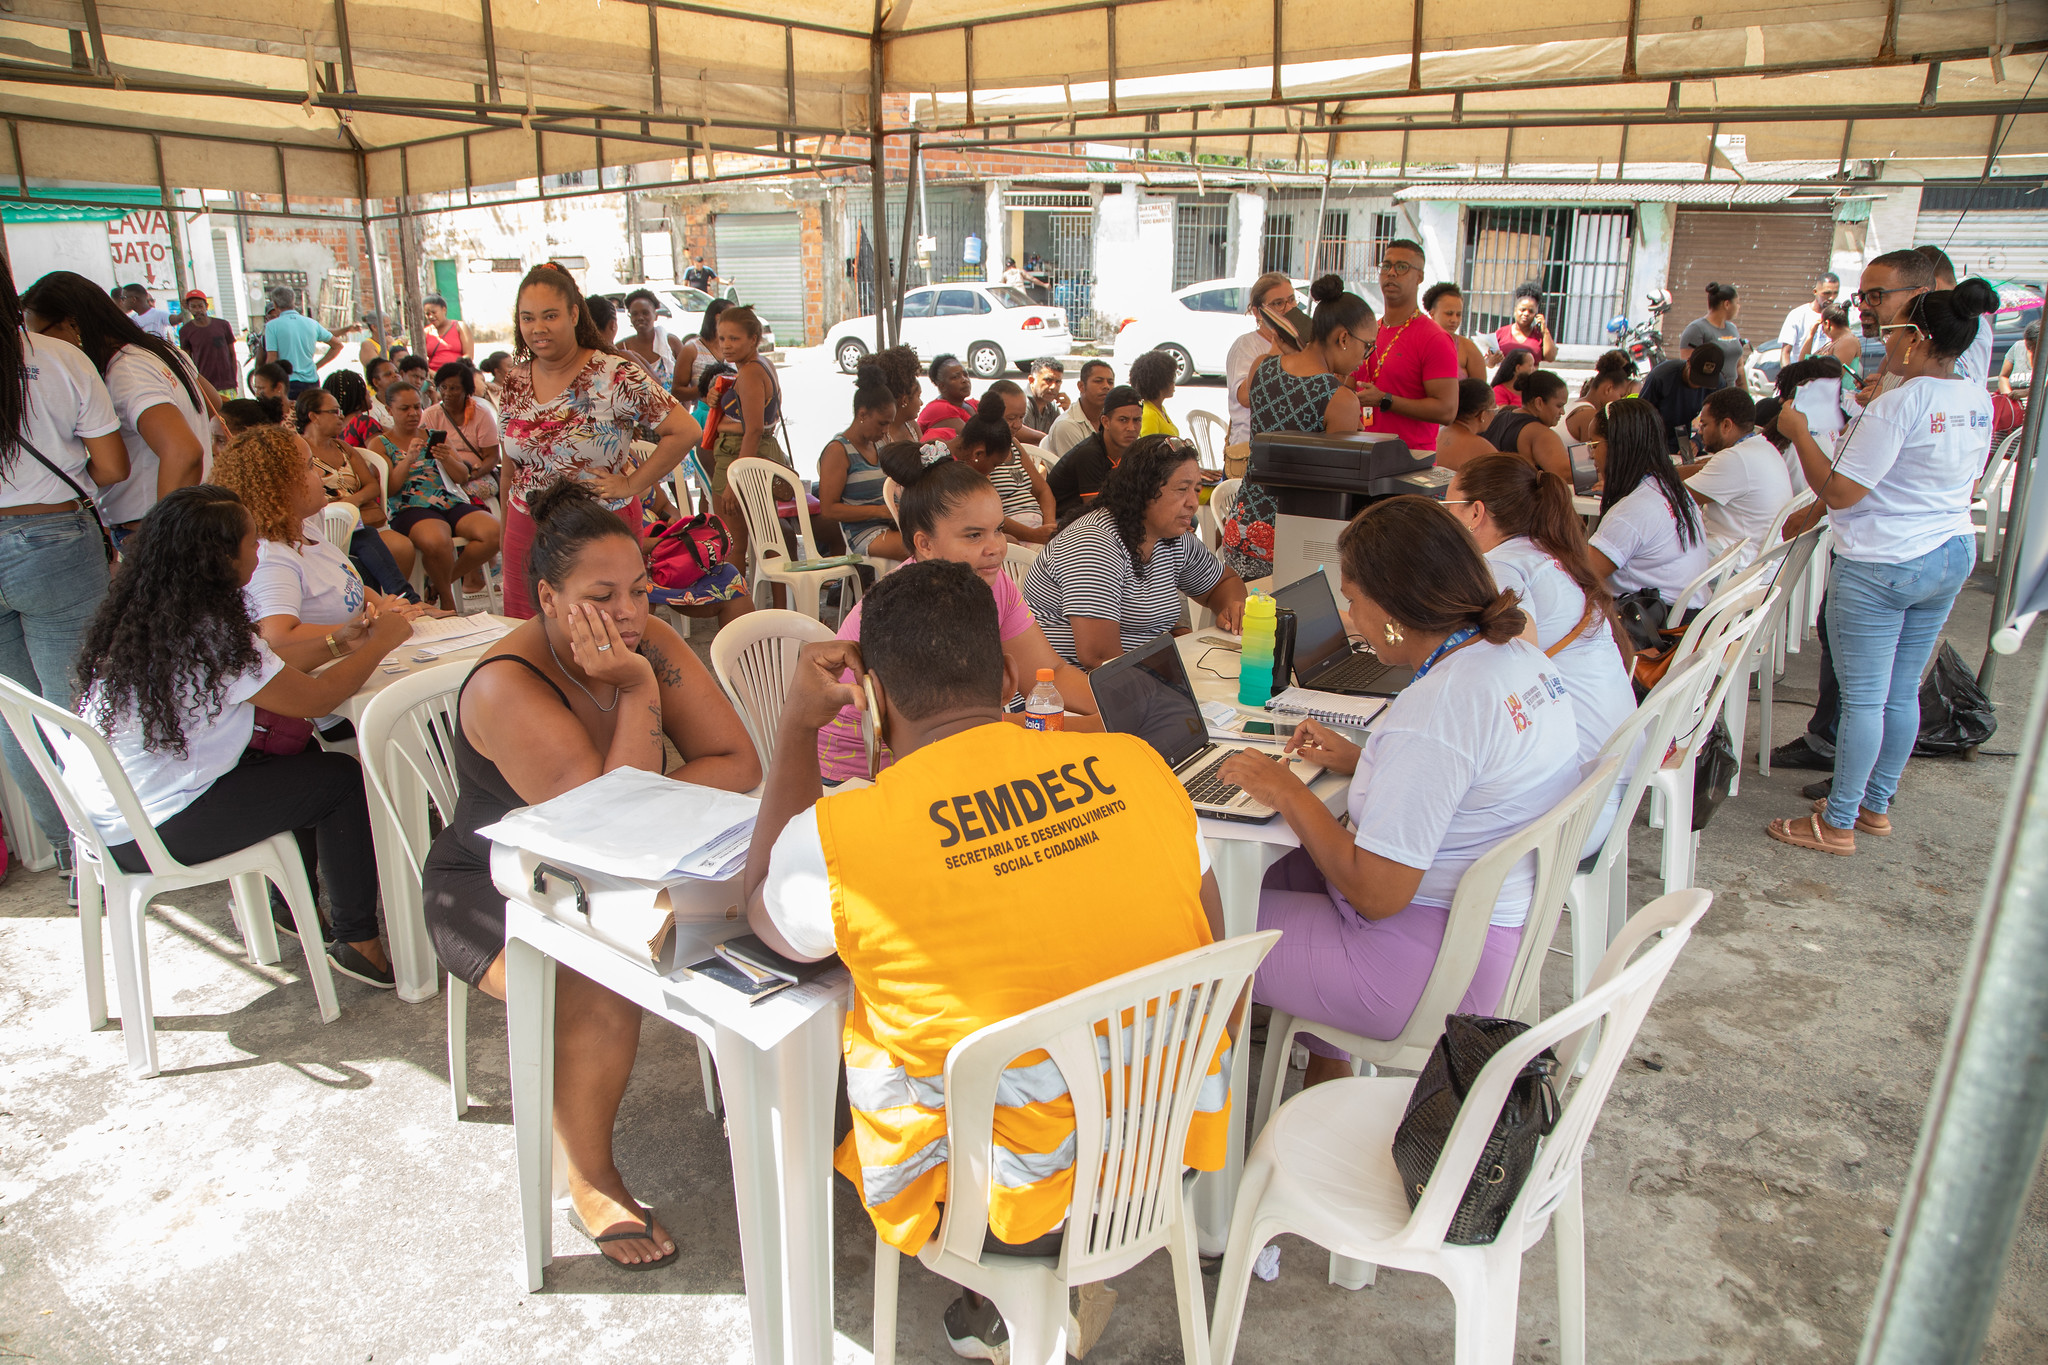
left=1315, top=651, right=1397, bottom=689
left=1182, top=748, right=1248, bottom=807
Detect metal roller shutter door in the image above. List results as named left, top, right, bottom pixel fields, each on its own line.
left=1912, top=211, right=2048, bottom=287
left=714, top=212, right=803, bottom=339
left=1666, top=211, right=1833, bottom=348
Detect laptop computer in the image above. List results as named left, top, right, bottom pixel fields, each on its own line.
left=1090, top=632, right=1284, bottom=823
left=1272, top=573, right=1415, bottom=698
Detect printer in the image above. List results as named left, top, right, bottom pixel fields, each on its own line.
left=1247, top=430, right=1451, bottom=594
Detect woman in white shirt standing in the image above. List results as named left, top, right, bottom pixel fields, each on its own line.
left=1587, top=396, right=1713, bottom=617
left=0, top=257, right=128, bottom=848
left=62, top=485, right=412, bottom=986
left=210, top=426, right=423, bottom=679
left=1217, top=496, right=1581, bottom=1086
left=1767, top=280, right=2000, bottom=855
left=20, top=270, right=208, bottom=543
left=1448, top=455, right=1637, bottom=852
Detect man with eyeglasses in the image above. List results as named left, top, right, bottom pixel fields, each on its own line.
left=1348, top=240, right=1460, bottom=451
left=1772, top=246, right=1937, bottom=775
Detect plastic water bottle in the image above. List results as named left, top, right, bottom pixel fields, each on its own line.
left=1239, top=593, right=1278, bottom=707
left=1024, top=668, right=1065, bottom=731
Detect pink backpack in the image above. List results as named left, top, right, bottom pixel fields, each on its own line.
left=647, top=510, right=733, bottom=590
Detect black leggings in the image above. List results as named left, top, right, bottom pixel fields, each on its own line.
left=108, top=748, right=380, bottom=943
left=349, top=525, right=420, bottom=602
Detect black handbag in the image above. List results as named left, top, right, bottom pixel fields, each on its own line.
left=1691, top=716, right=1738, bottom=832
left=1612, top=586, right=1668, bottom=653
left=1392, top=1014, right=1561, bottom=1245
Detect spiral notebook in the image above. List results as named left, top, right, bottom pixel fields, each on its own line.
left=1264, top=687, right=1387, bottom=729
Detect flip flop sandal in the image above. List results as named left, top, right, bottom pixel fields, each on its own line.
left=1767, top=813, right=1856, bottom=856
left=1812, top=799, right=1892, bottom=836
left=572, top=1205, right=678, bottom=1271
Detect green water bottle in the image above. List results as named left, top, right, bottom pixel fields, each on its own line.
left=1238, top=593, right=1277, bottom=707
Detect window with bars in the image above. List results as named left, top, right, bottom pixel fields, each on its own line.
left=1261, top=212, right=1296, bottom=275
left=1459, top=207, right=1635, bottom=349
left=1174, top=197, right=1230, bottom=289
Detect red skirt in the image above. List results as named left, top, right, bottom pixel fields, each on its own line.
left=500, top=497, right=643, bottom=619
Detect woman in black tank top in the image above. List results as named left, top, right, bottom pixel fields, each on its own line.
left=1482, top=369, right=1573, bottom=482
left=423, top=479, right=756, bottom=1269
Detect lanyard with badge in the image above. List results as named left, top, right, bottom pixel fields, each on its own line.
left=1410, top=627, right=1478, bottom=680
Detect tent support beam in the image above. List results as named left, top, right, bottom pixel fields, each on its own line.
left=8, top=121, right=26, bottom=198
left=1839, top=119, right=1856, bottom=174
left=1623, top=0, right=1641, bottom=78
left=332, top=0, right=357, bottom=94
left=1980, top=357, right=2046, bottom=693
left=397, top=147, right=426, bottom=365
left=1880, top=0, right=1903, bottom=60
left=76, top=0, right=110, bottom=78
left=897, top=131, right=919, bottom=325
left=356, top=152, right=390, bottom=354
left=1407, top=0, right=1423, bottom=93
left=1275, top=0, right=1287, bottom=101
left=868, top=14, right=893, bottom=351
left=646, top=5, right=662, bottom=117
left=151, top=136, right=189, bottom=301
left=480, top=0, right=500, bottom=102
left=1106, top=6, right=1119, bottom=115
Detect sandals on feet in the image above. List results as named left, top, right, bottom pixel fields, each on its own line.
left=1811, top=798, right=1892, bottom=836
left=572, top=1205, right=678, bottom=1271
left=1767, top=813, right=1856, bottom=856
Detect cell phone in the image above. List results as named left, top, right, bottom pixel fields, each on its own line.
left=860, top=674, right=881, bottom=779
left=425, top=429, right=448, bottom=448
left=1242, top=720, right=1277, bottom=736
left=1527, top=322, right=1545, bottom=341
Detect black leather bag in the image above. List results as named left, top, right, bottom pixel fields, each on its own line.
left=1392, top=1014, right=1561, bottom=1245
left=1613, top=586, right=1668, bottom=653
left=1691, top=716, right=1738, bottom=832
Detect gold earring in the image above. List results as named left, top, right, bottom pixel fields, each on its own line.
left=1383, top=621, right=1405, bottom=646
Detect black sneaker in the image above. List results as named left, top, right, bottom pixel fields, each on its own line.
left=943, top=1292, right=1010, bottom=1363
left=56, top=844, right=74, bottom=907
left=1770, top=737, right=1836, bottom=771
left=1802, top=778, right=1833, bottom=801
left=326, top=940, right=396, bottom=989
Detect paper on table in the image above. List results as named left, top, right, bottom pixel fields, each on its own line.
left=477, top=767, right=759, bottom=881
left=407, top=616, right=513, bottom=658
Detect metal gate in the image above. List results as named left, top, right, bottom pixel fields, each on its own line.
left=1174, top=196, right=1230, bottom=289
left=1261, top=209, right=1298, bottom=276
left=1461, top=207, right=1634, bottom=348
left=1046, top=212, right=1098, bottom=340
left=714, top=211, right=804, bottom=340
left=1666, top=210, right=1832, bottom=353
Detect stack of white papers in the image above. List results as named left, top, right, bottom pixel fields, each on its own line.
left=477, top=767, right=760, bottom=881
left=408, top=614, right=514, bottom=658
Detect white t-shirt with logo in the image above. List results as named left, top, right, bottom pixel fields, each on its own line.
left=9, top=333, right=120, bottom=509
left=1484, top=537, right=1638, bottom=792
left=1589, top=481, right=1715, bottom=610
left=98, top=345, right=211, bottom=525
left=245, top=535, right=366, bottom=626
left=1345, top=637, right=1581, bottom=928
left=1686, top=432, right=1797, bottom=569
left=1830, top=376, right=1991, bottom=564
left=58, top=640, right=286, bottom=845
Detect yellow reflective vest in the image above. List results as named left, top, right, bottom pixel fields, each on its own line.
left=818, top=723, right=1228, bottom=1254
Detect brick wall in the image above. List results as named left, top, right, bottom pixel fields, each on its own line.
left=798, top=200, right=825, bottom=345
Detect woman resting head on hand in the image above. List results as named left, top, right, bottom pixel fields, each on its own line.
left=420, top=477, right=758, bottom=1270
left=66, top=485, right=413, bottom=985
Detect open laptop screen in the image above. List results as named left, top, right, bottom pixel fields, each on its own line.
left=1090, top=632, right=1208, bottom=769
left=1274, top=572, right=1352, bottom=680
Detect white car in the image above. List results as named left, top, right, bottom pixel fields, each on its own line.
left=1113, top=277, right=1383, bottom=381
left=828, top=283, right=1069, bottom=378
left=605, top=281, right=775, bottom=357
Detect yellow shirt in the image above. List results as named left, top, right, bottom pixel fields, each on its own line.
left=1140, top=401, right=1180, bottom=438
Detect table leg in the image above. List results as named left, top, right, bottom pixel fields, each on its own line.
left=716, top=1023, right=789, bottom=1365
left=1193, top=836, right=1276, bottom=1256
left=508, top=938, right=557, bottom=1291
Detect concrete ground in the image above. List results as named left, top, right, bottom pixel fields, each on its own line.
left=4, top=562, right=2046, bottom=1364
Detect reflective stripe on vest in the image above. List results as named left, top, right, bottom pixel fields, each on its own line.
left=818, top=726, right=1223, bottom=1254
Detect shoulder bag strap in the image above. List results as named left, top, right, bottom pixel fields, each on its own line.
left=13, top=433, right=115, bottom=558
left=1545, top=599, right=1600, bottom=658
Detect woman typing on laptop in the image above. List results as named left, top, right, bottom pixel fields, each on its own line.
left=1215, top=497, right=1581, bottom=1089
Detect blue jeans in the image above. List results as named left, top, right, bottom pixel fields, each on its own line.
left=0, top=509, right=110, bottom=842
left=1824, top=535, right=1973, bottom=829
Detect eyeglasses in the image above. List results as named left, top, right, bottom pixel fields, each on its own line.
left=1378, top=261, right=1422, bottom=278
left=1878, top=322, right=1923, bottom=340
left=1853, top=285, right=1919, bottom=309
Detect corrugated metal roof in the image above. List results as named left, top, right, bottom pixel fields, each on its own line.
left=1394, top=181, right=1811, bottom=205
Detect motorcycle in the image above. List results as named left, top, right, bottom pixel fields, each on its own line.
left=1606, top=288, right=1672, bottom=371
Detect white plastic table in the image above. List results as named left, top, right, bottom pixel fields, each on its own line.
left=331, top=615, right=516, bottom=1003
left=500, top=892, right=849, bottom=1365
left=1174, top=632, right=1355, bottom=1254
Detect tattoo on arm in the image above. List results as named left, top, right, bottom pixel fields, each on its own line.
left=642, top=643, right=685, bottom=688
left=647, top=700, right=664, bottom=747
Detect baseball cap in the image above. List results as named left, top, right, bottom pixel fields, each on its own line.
left=183, top=289, right=207, bottom=302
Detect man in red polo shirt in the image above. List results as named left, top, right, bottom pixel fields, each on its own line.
left=1351, top=239, right=1459, bottom=451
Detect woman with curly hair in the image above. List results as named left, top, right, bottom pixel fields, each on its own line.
left=212, top=426, right=425, bottom=675
left=1213, top=496, right=1580, bottom=1084
left=871, top=343, right=925, bottom=444
left=59, top=484, right=414, bottom=985
left=1023, top=434, right=1247, bottom=666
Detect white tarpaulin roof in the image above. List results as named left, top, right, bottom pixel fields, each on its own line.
left=0, top=0, right=2043, bottom=205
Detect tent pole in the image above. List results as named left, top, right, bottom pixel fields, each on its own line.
left=1858, top=644, right=2048, bottom=1365
left=1304, top=166, right=1332, bottom=277
left=868, top=21, right=893, bottom=350
left=396, top=147, right=427, bottom=360
left=897, top=130, right=920, bottom=328
left=1980, top=296, right=2047, bottom=691
left=356, top=154, right=390, bottom=356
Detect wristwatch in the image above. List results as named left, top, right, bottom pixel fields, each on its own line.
left=325, top=632, right=344, bottom=660
left=1377, top=395, right=1394, bottom=413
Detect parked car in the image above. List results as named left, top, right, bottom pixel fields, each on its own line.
left=1112, top=277, right=1386, bottom=382
left=602, top=281, right=775, bottom=357
left=1745, top=281, right=2042, bottom=397
left=827, top=283, right=1069, bottom=377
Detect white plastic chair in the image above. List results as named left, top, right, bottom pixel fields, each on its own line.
left=0, top=676, right=338, bottom=1078
left=1000, top=541, right=1040, bottom=595
left=320, top=500, right=361, bottom=549
left=1975, top=428, right=2024, bottom=565
left=1210, top=477, right=1242, bottom=536
left=1254, top=755, right=1621, bottom=1137
left=872, top=931, right=1280, bottom=1365
left=1211, top=889, right=1713, bottom=1365
left=727, top=456, right=864, bottom=622
left=709, top=609, right=838, bottom=776
left=1186, top=409, right=1227, bottom=470
left=1738, top=526, right=1826, bottom=780
left=1643, top=596, right=1768, bottom=893
left=1665, top=540, right=1744, bottom=620
left=1562, top=653, right=1717, bottom=1003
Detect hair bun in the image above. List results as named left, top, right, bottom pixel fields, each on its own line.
left=526, top=476, right=604, bottom=526
left=1476, top=587, right=1528, bottom=644
left=854, top=361, right=886, bottom=388
left=1953, top=277, right=1999, bottom=319
left=1594, top=349, right=1631, bottom=376
left=1309, top=273, right=1345, bottom=305
left=878, top=439, right=944, bottom=486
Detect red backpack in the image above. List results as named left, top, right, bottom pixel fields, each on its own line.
left=647, top=509, right=732, bottom=590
